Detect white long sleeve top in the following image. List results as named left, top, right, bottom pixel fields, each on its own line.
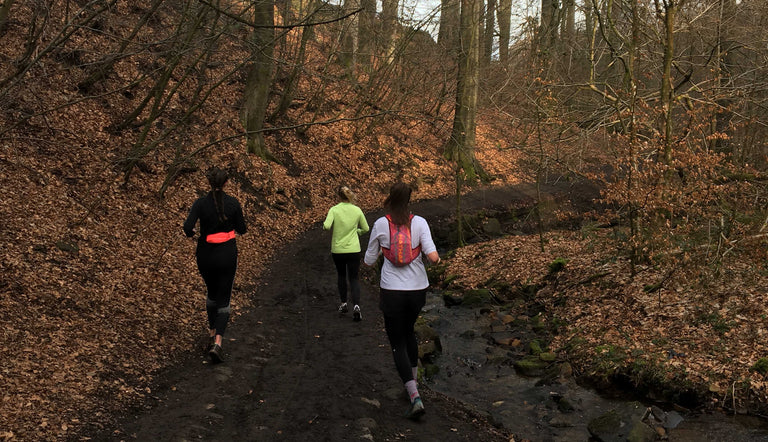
left=364, top=214, right=437, bottom=291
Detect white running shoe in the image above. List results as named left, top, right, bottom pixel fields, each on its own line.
left=353, top=305, right=362, bottom=322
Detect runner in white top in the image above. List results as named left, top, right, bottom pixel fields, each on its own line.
left=364, top=215, right=437, bottom=290
left=363, top=182, right=440, bottom=420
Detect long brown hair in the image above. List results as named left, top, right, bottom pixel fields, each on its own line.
left=207, top=167, right=229, bottom=223
left=383, top=182, right=412, bottom=225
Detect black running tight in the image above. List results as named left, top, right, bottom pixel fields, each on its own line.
left=332, top=252, right=361, bottom=306
left=379, top=288, right=426, bottom=384
left=196, top=242, right=238, bottom=336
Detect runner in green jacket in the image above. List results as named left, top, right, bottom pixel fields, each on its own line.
left=323, top=185, right=369, bottom=321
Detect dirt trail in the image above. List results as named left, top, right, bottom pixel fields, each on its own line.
left=96, top=185, right=570, bottom=442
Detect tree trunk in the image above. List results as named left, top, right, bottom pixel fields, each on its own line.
left=243, top=0, right=276, bottom=159
left=438, top=0, right=460, bottom=55
left=445, top=0, right=482, bottom=182
left=660, top=0, right=682, bottom=167
left=627, top=0, right=640, bottom=275
left=482, top=0, right=495, bottom=67
left=539, top=0, right=558, bottom=55
left=338, top=0, right=359, bottom=72
left=562, top=0, right=575, bottom=41
left=713, top=0, right=735, bottom=154
left=380, top=0, right=399, bottom=65
left=496, top=0, right=510, bottom=63
left=358, top=0, right=375, bottom=70
left=271, top=8, right=313, bottom=120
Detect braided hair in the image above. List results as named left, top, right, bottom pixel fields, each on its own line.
left=207, top=167, right=229, bottom=223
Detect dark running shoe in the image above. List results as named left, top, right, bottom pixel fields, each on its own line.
left=404, top=397, right=425, bottom=420
left=338, top=302, right=348, bottom=314
left=207, top=336, right=215, bottom=352
left=209, top=344, right=224, bottom=363
left=353, top=305, right=362, bottom=322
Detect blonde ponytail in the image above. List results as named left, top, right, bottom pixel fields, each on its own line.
left=339, top=185, right=357, bottom=204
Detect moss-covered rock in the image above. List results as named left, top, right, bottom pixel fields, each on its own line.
left=539, top=352, right=557, bottom=362
left=482, top=218, right=502, bottom=236
left=514, top=355, right=549, bottom=377
left=418, top=340, right=440, bottom=359
left=588, top=402, right=654, bottom=442
left=752, top=357, right=768, bottom=375
left=462, top=288, right=494, bottom=306
left=528, top=340, right=544, bottom=355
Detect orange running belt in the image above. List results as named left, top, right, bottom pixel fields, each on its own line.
left=206, top=230, right=235, bottom=244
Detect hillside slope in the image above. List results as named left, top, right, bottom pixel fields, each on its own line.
left=0, top=2, right=524, bottom=439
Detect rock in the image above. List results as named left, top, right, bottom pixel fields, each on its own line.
left=588, top=402, right=655, bottom=442
left=485, top=346, right=511, bottom=365
left=414, top=322, right=440, bottom=342
left=462, top=289, right=494, bottom=306
left=539, top=352, right=557, bottom=362
left=490, top=322, right=507, bottom=333
left=626, top=419, right=657, bottom=442
left=535, top=364, right=563, bottom=386
left=490, top=331, right=517, bottom=346
left=587, top=409, right=624, bottom=442
left=559, top=362, right=573, bottom=379
left=557, top=398, right=575, bottom=413
left=418, top=340, right=439, bottom=359
left=482, top=218, right=502, bottom=235
left=423, top=363, right=439, bottom=378
left=548, top=416, right=574, bottom=428
left=528, top=340, right=543, bottom=355
left=513, top=355, right=548, bottom=377
left=664, top=410, right=684, bottom=429
left=442, top=291, right=463, bottom=306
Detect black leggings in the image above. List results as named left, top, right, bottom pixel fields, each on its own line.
left=379, top=288, right=426, bottom=384
left=332, top=252, right=361, bottom=306
left=196, top=242, right=237, bottom=336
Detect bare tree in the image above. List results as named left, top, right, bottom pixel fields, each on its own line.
left=482, top=0, right=495, bottom=67
left=380, top=0, right=399, bottom=64
left=540, top=0, right=559, bottom=54
left=438, top=0, right=460, bottom=54
left=243, top=0, right=278, bottom=160
left=445, top=0, right=486, bottom=245
left=496, top=0, right=510, bottom=63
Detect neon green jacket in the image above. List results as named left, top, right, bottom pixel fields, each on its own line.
left=323, top=202, right=369, bottom=253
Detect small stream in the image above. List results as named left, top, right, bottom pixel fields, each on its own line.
left=421, top=291, right=768, bottom=441
left=407, top=185, right=768, bottom=441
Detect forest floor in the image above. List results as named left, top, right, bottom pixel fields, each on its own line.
left=80, top=182, right=768, bottom=441
left=83, top=186, right=538, bottom=442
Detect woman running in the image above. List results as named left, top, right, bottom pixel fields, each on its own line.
left=363, top=182, right=440, bottom=420
left=323, top=185, right=369, bottom=321
left=183, top=168, right=247, bottom=363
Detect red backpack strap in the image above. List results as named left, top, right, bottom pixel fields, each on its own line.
left=382, top=215, right=395, bottom=262
left=408, top=214, right=421, bottom=259
left=385, top=214, right=397, bottom=246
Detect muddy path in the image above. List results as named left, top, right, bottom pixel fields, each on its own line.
left=95, top=185, right=563, bottom=442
